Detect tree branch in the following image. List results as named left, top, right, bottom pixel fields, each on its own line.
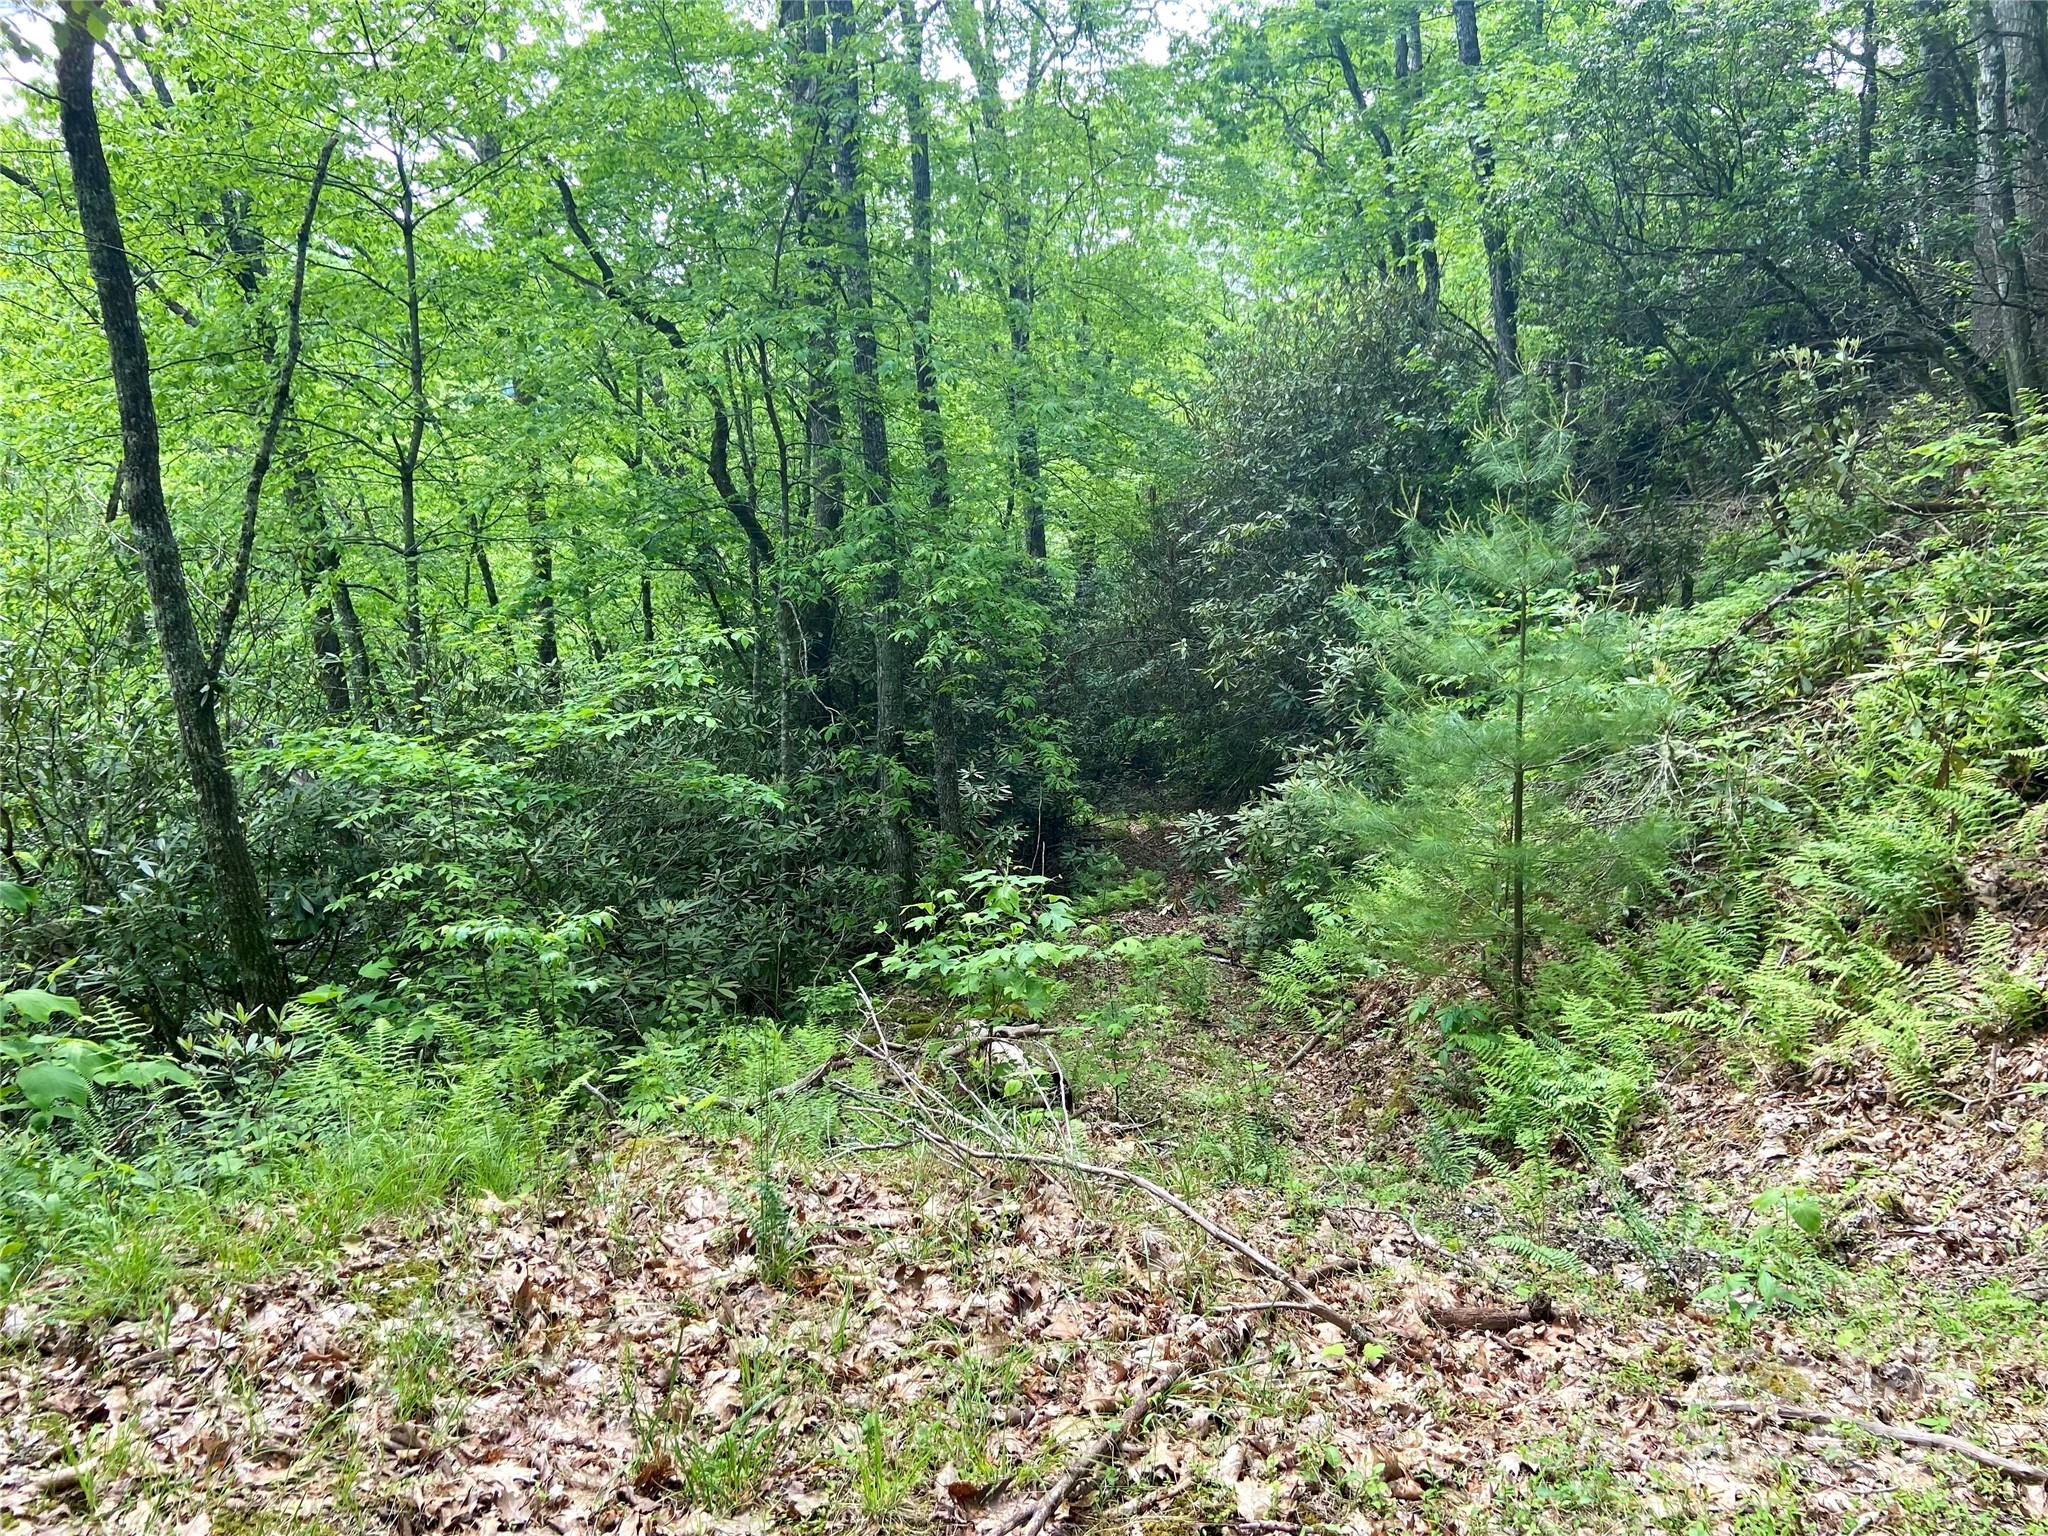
left=1668, top=1396, right=2048, bottom=1485
left=208, top=133, right=338, bottom=682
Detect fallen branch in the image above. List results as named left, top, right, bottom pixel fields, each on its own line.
left=1226, top=1282, right=1552, bottom=1333
left=936, top=1024, right=1056, bottom=1061
left=1213, top=1298, right=1341, bottom=1320
left=1396, top=1213, right=1516, bottom=1295
left=775, top=1024, right=1052, bottom=1100
left=1692, top=543, right=1931, bottom=679
left=1666, top=1395, right=2048, bottom=1485
left=994, top=1318, right=1253, bottom=1536
left=839, top=1000, right=1377, bottom=1351
left=770, top=1051, right=847, bottom=1100
left=33, top=1466, right=82, bottom=1501
left=908, top=1128, right=1375, bottom=1350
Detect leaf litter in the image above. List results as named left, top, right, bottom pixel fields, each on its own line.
left=4, top=970, right=2047, bottom=1532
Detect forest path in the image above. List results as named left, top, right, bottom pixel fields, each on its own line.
left=4, top=832, right=2047, bottom=1531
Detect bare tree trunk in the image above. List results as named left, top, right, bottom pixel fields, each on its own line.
left=1975, top=1, right=2038, bottom=413
left=786, top=0, right=845, bottom=708
left=828, top=0, right=915, bottom=919
left=528, top=476, right=558, bottom=698
left=1915, top=0, right=1972, bottom=139
left=1326, top=21, right=1408, bottom=278
left=900, top=0, right=950, bottom=518
left=395, top=155, right=430, bottom=714
left=900, top=0, right=964, bottom=845
left=755, top=337, right=798, bottom=788
left=281, top=444, right=377, bottom=725
left=948, top=0, right=1045, bottom=559
left=931, top=665, right=965, bottom=843
left=471, top=513, right=500, bottom=607
left=333, top=574, right=379, bottom=721
left=286, top=459, right=353, bottom=716
left=1994, top=0, right=2048, bottom=359
left=1393, top=8, right=1441, bottom=307
left=1452, top=0, right=1519, bottom=379
left=1508, top=587, right=1528, bottom=1024
left=302, top=584, right=351, bottom=715
left=1856, top=0, right=1880, bottom=180
left=55, top=5, right=287, bottom=1014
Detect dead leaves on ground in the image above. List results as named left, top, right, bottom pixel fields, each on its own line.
left=4, top=1055, right=2046, bottom=1534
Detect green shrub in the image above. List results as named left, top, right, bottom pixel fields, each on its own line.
left=881, top=871, right=1094, bottom=1018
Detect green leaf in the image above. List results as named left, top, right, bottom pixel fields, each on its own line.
left=1786, top=1197, right=1825, bottom=1236
left=0, top=882, right=29, bottom=914
left=16, top=1059, right=90, bottom=1113
left=2, top=989, right=81, bottom=1026
left=106, top=1060, right=195, bottom=1090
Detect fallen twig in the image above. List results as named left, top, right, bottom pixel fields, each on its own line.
left=33, top=1466, right=82, bottom=1500
left=993, top=1318, right=1253, bottom=1536
left=1227, top=1281, right=1552, bottom=1333
left=905, top=1125, right=1376, bottom=1349
left=1666, top=1395, right=2048, bottom=1485
left=839, top=999, right=1378, bottom=1351
left=770, top=1050, right=847, bottom=1100
left=784, top=1023, right=1053, bottom=1100
left=1213, top=1298, right=1340, bottom=1319
left=1390, top=1212, right=1529, bottom=1302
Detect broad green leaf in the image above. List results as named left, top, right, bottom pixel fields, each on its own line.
left=16, top=1059, right=90, bottom=1112
left=2, top=989, right=80, bottom=1026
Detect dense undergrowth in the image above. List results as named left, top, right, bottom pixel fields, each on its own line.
left=10, top=397, right=2048, bottom=1335
left=10, top=1, right=2048, bottom=1525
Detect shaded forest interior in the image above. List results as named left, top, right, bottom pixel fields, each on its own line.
left=5, top=1, right=2048, bottom=1531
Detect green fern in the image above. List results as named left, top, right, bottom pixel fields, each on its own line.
left=1417, top=1112, right=1487, bottom=1188
left=1487, top=1232, right=1587, bottom=1276
left=1257, top=930, right=1356, bottom=1029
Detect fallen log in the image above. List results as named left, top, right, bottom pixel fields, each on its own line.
left=1425, top=1294, right=1554, bottom=1332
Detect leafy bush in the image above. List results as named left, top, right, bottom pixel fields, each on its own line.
left=881, top=871, right=1094, bottom=1019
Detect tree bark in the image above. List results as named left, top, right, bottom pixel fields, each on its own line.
left=931, top=664, right=965, bottom=842
left=1975, top=2, right=2038, bottom=413
left=1994, top=0, right=2048, bottom=360
left=1855, top=0, right=1880, bottom=180
left=900, top=0, right=964, bottom=844
left=208, top=134, right=336, bottom=683
left=900, top=0, right=951, bottom=518
left=827, top=0, right=915, bottom=918
left=1452, top=0, right=1519, bottom=379
left=55, top=5, right=288, bottom=1014
left=1392, top=8, right=1441, bottom=307
left=286, top=458, right=354, bottom=716
left=1323, top=13, right=1408, bottom=279
left=785, top=0, right=846, bottom=708
left=528, top=476, right=558, bottom=697
left=395, top=151, right=431, bottom=713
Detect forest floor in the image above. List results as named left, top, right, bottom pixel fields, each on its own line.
left=4, top=826, right=2048, bottom=1534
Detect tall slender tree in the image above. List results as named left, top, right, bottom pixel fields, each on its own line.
left=1451, top=0, right=1519, bottom=379
left=54, top=1, right=288, bottom=1013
